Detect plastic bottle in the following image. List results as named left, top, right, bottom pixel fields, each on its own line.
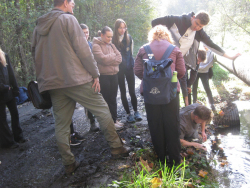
left=171, top=71, right=178, bottom=99
left=171, top=71, right=177, bottom=82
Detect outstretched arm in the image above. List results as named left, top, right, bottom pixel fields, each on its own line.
left=180, top=139, right=207, bottom=151
left=223, top=52, right=241, bottom=60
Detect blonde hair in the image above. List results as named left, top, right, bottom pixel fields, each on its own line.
left=0, top=48, right=7, bottom=67
left=148, top=25, right=174, bottom=44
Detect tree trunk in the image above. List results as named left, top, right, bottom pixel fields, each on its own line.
left=15, top=0, right=28, bottom=84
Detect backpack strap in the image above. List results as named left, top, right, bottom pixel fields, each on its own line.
left=144, top=44, right=175, bottom=60
left=143, top=44, right=155, bottom=60
left=161, top=44, right=175, bottom=60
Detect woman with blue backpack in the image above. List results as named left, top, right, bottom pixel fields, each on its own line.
left=134, top=25, right=186, bottom=165
left=112, top=19, right=142, bottom=123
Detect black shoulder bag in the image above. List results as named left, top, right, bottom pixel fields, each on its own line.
left=27, top=81, right=52, bottom=109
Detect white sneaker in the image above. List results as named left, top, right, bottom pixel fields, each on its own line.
left=116, top=120, right=124, bottom=126
left=114, top=123, right=123, bottom=131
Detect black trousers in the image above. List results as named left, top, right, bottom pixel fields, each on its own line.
left=70, top=110, right=95, bottom=134
left=145, top=93, right=181, bottom=164
left=0, top=97, right=23, bottom=147
left=192, top=72, right=214, bottom=104
left=99, top=74, right=118, bottom=122
left=118, top=67, right=137, bottom=114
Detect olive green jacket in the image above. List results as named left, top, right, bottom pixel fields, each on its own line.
left=32, top=8, right=99, bottom=92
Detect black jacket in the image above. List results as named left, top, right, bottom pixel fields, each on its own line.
left=119, top=34, right=134, bottom=70
left=0, top=53, right=19, bottom=104
left=152, top=12, right=225, bottom=70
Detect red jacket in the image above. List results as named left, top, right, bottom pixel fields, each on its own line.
left=134, top=40, right=185, bottom=94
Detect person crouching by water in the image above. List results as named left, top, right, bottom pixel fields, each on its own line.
left=179, top=103, right=212, bottom=151
left=134, top=25, right=186, bottom=165
left=92, top=26, right=123, bottom=131
left=0, top=48, right=27, bottom=149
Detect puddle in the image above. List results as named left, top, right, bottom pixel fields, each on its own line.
left=207, top=101, right=250, bottom=188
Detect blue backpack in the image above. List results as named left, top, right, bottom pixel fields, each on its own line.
left=143, top=44, right=177, bottom=105
left=15, top=87, right=29, bottom=105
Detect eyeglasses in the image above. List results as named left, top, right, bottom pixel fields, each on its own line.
left=118, top=27, right=127, bottom=30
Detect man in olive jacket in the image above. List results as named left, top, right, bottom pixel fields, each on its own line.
left=32, top=0, right=130, bottom=175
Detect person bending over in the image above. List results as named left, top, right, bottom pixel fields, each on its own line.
left=179, top=103, right=212, bottom=151
left=152, top=11, right=240, bottom=106
left=193, top=47, right=216, bottom=111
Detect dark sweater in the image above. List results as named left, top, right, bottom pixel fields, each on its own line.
left=0, top=53, right=19, bottom=104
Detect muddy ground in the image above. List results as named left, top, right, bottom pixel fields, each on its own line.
left=0, top=75, right=249, bottom=188
left=0, top=79, right=151, bottom=188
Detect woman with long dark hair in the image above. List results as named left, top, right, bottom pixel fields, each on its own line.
left=92, top=26, right=123, bottom=130
left=113, top=19, right=142, bottom=123
left=0, top=48, right=26, bottom=148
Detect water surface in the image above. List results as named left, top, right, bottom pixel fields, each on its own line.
left=208, top=101, right=250, bottom=188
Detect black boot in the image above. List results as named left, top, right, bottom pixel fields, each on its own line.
left=90, top=121, right=100, bottom=132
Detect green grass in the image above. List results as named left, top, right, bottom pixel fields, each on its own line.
left=109, top=160, right=188, bottom=188
left=212, top=63, right=229, bottom=85
left=107, top=146, right=220, bottom=188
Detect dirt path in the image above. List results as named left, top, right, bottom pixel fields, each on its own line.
left=0, top=79, right=147, bottom=188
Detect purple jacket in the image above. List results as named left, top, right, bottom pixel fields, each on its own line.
left=134, top=40, right=186, bottom=94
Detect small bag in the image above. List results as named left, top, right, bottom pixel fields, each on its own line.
left=27, top=81, right=52, bottom=109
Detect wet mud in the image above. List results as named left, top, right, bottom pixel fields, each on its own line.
left=0, top=84, right=151, bottom=188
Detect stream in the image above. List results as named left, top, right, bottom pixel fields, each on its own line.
left=207, top=101, right=250, bottom=188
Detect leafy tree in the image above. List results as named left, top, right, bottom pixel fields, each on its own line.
left=206, top=0, right=250, bottom=53
left=0, top=0, right=156, bottom=86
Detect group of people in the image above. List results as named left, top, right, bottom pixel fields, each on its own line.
left=68, top=20, right=142, bottom=146
left=134, top=10, right=239, bottom=165
left=1, top=0, right=241, bottom=175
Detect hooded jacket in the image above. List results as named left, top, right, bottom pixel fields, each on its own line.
left=152, top=12, right=225, bottom=71
left=198, top=50, right=215, bottom=73
left=92, top=37, right=122, bottom=75
left=32, top=8, right=99, bottom=92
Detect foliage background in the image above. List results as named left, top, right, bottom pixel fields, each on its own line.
left=0, top=0, right=249, bottom=86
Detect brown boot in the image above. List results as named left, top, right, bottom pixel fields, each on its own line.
left=111, top=146, right=132, bottom=159
left=65, top=160, right=80, bottom=175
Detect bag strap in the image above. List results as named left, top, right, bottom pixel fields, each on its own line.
left=143, top=44, right=155, bottom=60
left=143, top=44, right=175, bottom=61
left=161, top=44, right=175, bottom=60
